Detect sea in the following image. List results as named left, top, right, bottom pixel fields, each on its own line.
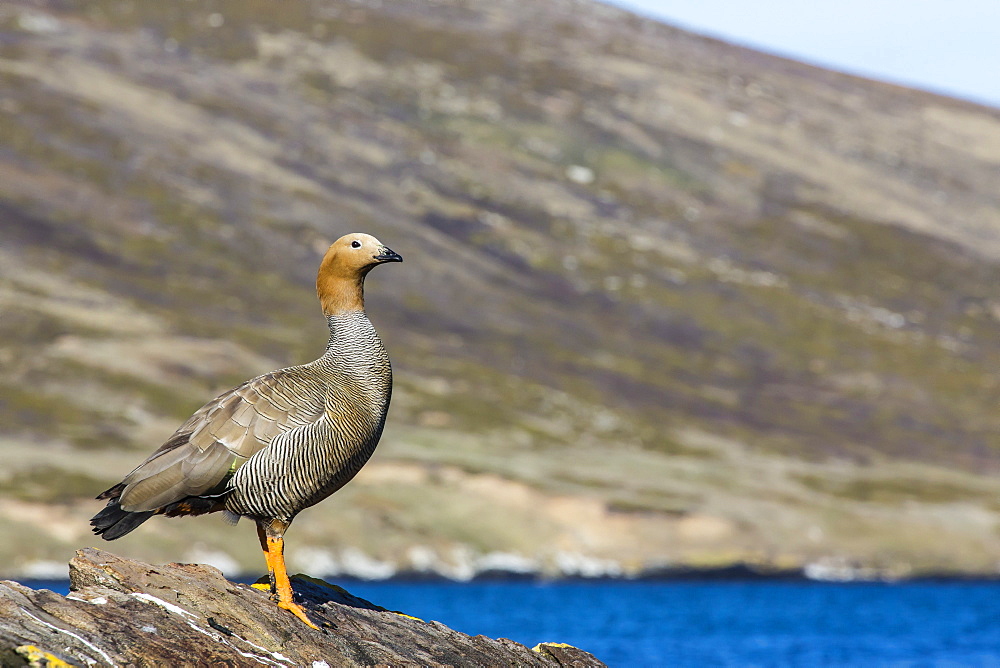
left=32, top=579, right=1000, bottom=666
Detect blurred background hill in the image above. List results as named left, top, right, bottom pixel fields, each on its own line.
left=2, top=0, right=1000, bottom=580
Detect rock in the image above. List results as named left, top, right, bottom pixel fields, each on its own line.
left=0, top=548, right=605, bottom=667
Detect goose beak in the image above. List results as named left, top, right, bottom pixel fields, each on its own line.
left=373, top=246, right=402, bottom=263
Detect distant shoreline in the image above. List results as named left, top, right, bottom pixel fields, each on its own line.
left=14, top=565, right=1000, bottom=591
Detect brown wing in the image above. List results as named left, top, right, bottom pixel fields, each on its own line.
left=115, top=368, right=325, bottom=513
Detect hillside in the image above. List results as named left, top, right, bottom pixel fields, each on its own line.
left=2, top=0, right=1000, bottom=579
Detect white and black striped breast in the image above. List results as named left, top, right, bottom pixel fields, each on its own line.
left=226, top=312, right=392, bottom=521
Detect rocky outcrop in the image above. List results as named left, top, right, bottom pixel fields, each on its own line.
left=0, top=549, right=604, bottom=667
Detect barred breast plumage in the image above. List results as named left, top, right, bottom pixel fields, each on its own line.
left=227, top=311, right=392, bottom=521
left=90, top=232, right=402, bottom=628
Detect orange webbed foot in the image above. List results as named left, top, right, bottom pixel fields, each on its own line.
left=279, top=598, right=320, bottom=629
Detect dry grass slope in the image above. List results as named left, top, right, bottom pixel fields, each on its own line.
left=0, top=0, right=999, bottom=577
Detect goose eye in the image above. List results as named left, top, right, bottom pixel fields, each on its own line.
left=351, top=240, right=362, bottom=248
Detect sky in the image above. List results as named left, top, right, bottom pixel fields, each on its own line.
left=609, top=0, right=1000, bottom=109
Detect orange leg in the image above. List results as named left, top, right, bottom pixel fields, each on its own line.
left=256, top=520, right=318, bottom=629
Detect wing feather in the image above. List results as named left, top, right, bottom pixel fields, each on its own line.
left=115, top=368, right=325, bottom=513
left=228, top=401, right=257, bottom=428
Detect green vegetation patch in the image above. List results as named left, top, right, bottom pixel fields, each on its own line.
left=795, top=472, right=985, bottom=505
left=0, top=305, right=77, bottom=346
left=0, top=383, right=120, bottom=449
left=0, top=465, right=112, bottom=504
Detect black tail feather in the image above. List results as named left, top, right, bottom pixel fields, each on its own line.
left=90, top=500, right=155, bottom=540
left=95, top=482, right=126, bottom=501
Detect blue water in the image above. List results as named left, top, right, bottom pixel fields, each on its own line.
left=35, top=579, right=1000, bottom=666
left=345, top=580, right=1000, bottom=667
